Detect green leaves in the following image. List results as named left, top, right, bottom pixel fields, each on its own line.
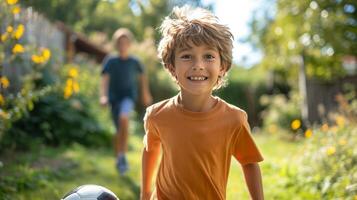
left=251, top=0, right=357, bottom=81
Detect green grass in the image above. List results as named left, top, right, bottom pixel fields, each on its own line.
left=0, top=129, right=301, bottom=199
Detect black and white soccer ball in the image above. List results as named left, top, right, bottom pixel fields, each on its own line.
left=62, top=184, right=119, bottom=200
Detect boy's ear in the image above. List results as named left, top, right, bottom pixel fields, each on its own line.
left=219, top=64, right=227, bottom=77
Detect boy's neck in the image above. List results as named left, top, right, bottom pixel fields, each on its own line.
left=178, top=92, right=217, bottom=112
left=118, top=52, right=129, bottom=59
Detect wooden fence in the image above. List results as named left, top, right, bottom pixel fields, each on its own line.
left=306, top=75, right=357, bottom=123
left=2, top=7, right=65, bottom=93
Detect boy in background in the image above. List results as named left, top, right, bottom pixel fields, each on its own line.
left=100, top=28, right=152, bottom=175
left=141, top=6, right=264, bottom=200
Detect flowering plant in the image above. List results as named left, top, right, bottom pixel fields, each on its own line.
left=0, top=0, right=53, bottom=137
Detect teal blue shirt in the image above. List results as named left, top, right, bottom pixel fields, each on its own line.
left=102, top=55, right=144, bottom=103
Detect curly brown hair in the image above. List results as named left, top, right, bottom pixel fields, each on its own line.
left=157, top=6, right=234, bottom=89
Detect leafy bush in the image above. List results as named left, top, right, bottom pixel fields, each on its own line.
left=0, top=0, right=55, bottom=137
left=260, top=91, right=302, bottom=136
left=216, top=66, right=269, bottom=126
left=282, top=93, right=357, bottom=199
left=1, top=55, right=112, bottom=150
left=1, top=92, right=110, bottom=150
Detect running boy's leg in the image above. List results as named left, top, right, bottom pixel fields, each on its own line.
left=114, top=97, right=134, bottom=175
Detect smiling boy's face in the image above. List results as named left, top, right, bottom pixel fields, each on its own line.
left=169, top=43, right=226, bottom=96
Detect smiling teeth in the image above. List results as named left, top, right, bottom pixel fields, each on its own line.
left=189, top=76, right=207, bottom=81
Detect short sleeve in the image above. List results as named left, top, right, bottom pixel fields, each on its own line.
left=134, top=58, right=144, bottom=74
left=101, top=56, right=111, bottom=74
left=143, top=107, right=160, bottom=151
left=232, top=112, right=263, bottom=165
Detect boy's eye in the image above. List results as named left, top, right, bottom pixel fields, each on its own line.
left=180, top=55, right=192, bottom=60
left=204, top=54, right=215, bottom=60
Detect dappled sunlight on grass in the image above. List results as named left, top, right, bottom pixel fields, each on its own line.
left=227, top=133, right=301, bottom=199
left=1, top=131, right=304, bottom=199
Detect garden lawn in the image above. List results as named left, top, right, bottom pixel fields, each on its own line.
left=0, top=132, right=301, bottom=200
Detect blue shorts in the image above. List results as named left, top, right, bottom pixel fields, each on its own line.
left=110, top=97, right=134, bottom=130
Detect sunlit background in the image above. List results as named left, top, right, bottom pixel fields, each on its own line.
left=0, top=0, right=356, bottom=199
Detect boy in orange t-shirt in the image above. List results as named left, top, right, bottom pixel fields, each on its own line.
left=141, top=6, right=264, bottom=200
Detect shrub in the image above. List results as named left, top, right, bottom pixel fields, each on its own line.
left=260, top=91, right=302, bottom=136
left=0, top=1, right=55, bottom=138
left=283, top=93, right=357, bottom=199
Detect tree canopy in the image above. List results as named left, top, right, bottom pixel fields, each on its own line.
left=249, top=0, right=357, bottom=81
left=20, top=0, right=211, bottom=43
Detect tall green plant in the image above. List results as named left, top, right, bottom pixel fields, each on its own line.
left=0, top=0, right=54, bottom=138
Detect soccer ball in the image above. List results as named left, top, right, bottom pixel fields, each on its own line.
left=62, top=184, right=119, bottom=200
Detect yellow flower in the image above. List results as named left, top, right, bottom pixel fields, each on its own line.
left=68, top=67, right=78, bottom=78
left=339, top=139, right=347, bottom=146
left=41, top=48, right=51, bottom=61
left=6, top=0, right=18, bottom=5
left=66, top=79, right=73, bottom=87
left=326, top=146, right=336, bottom=156
left=31, top=55, right=44, bottom=64
left=12, top=44, right=24, bottom=54
left=1, top=33, right=8, bottom=42
left=64, top=86, right=73, bottom=99
left=6, top=26, right=13, bottom=33
left=0, top=94, right=4, bottom=106
left=335, top=116, right=345, bottom=127
left=291, top=119, right=301, bottom=130
left=13, top=24, right=24, bottom=40
left=321, top=123, right=329, bottom=132
left=0, top=77, right=10, bottom=88
left=304, top=129, right=313, bottom=138
left=31, top=48, right=51, bottom=64
left=73, top=82, right=79, bottom=93
left=12, top=6, right=21, bottom=15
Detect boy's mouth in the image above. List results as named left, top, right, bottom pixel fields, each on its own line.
left=187, top=76, right=208, bottom=81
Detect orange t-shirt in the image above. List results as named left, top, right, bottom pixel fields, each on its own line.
left=143, top=95, right=263, bottom=200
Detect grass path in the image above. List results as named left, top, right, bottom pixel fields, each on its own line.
left=0, top=132, right=301, bottom=200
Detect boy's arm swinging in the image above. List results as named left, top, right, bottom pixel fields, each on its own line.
left=141, top=139, right=161, bottom=200
left=138, top=74, right=152, bottom=107
left=242, top=162, right=264, bottom=200
left=100, top=73, right=109, bottom=106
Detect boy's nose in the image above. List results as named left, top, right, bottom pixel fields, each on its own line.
left=192, top=60, right=204, bottom=71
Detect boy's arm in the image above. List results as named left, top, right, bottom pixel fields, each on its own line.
left=138, top=74, right=152, bottom=107
left=242, top=163, right=264, bottom=200
left=141, top=141, right=161, bottom=200
left=100, top=74, right=109, bottom=106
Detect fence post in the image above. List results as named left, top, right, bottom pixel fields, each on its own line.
left=299, top=50, right=310, bottom=125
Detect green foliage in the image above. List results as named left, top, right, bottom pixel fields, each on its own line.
left=0, top=2, right=112, bottom=150
left=20, top=0, right=102, bottom=33
left=284, top=99, right=357, bottom=198
left=297, top=127, right=357, bottom=198
left=1, top=92, right=110, bottom=150
left=0, top=1, right=55, bottom=138
left=249, top=0, right=357, bottom=81
left=20, top=0, right=210, bottom=43
left=260, top=91, right=302, bottom=135
left=257, top=90, right=356, bottom=199
left=216, top=66, right=270, bottom=125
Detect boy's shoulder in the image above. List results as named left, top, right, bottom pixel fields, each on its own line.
left=128, top=55, right=140, bottom=62
left=103, top=54, right=118, bottom=64
left=145, top=96, right=176, bottom=119
left=218, top=98, right=248, bottom=121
